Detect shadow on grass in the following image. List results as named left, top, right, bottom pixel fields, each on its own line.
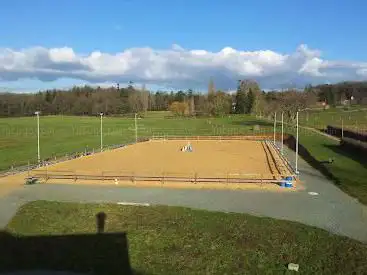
left=231, top=120, right=272, bottom=127
left=324, top=144, right=367, bottom=169
left=284, top=136, right=341, bottom=186
left=0, top=212, right=148, bottom=275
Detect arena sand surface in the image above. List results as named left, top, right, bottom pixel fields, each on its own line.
left=1, top=140, right=298, bottom=192
left=42, top=140, right=273, bottom=177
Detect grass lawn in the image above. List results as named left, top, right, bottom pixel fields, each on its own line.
left=0, top=114, right=272, bottom=171
left=298, top=107, right=367, bottom=130
left=278, top=119, right=367, bottom=204
left=297, top=130, right=367, bottom=204
left=3, top=201, right=367, bottom=275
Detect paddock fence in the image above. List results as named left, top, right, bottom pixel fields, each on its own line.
left=29, top=168, right=292, bottom=186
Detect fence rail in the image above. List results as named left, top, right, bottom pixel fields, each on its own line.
left=0, top=143, right=130, bottom=178
left=1, top=135, right=296, bottom=183
left=150, top=135, right=274, bottom=141
left=30, top=170, right=291, bottom=185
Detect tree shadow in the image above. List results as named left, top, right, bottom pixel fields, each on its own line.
left=284, top=136, right=341, bottom=185
left=323, top=144, right=367, bottom=169
left=0, top=212, right=148, bottom=275
left=231, top=120, right=273, bottom=127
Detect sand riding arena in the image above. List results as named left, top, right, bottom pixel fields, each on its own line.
left=26, top=136, right=299, bottom=191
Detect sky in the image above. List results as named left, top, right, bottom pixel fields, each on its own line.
left=1, top=0, right=367, bottom=92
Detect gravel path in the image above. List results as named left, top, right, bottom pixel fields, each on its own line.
left=1, top=147, right=366, bottom=243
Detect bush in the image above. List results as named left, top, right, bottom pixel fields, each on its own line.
left=326, top=125, right=367, bottom=142
left=340, top=137, right=367, bottom=155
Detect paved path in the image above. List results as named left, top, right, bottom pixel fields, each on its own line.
left=1, top=148, right=367, bottom=243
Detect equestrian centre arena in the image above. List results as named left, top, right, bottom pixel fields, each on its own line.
left=27, top=136, right=298, bottom=191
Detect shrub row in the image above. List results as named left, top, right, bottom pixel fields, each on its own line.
left=340, top=137, right=367, bottom=154
left=326, top=125, right=367, bottom=142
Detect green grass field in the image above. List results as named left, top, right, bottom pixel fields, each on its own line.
left=0, top=113, right=272, bottom=171
left=286, top=108, right=367, bottom=203
left=4, top=201, right=367, bottom=274
left=286, top=126, right=367, bottom=204
left=298, top=107, right=367, bottom=131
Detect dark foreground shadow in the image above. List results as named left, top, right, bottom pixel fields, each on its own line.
left=0, top=212, right=147, bottom=275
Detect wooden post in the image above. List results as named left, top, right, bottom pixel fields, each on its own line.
left=162, top=172, right=165, bottom=184
left=27, top=161, right=30, bottom=178
left=341, top=119, right=344, bottom=139
left=45, top=165, right=48, bottom=182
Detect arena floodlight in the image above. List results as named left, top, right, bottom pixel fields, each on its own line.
left=35, top=111, right=41, bottom=164
left=100, top=113, right=104, bottom=151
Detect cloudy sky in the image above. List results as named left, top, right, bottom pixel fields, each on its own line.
left=1, top=0, right=367, bottom=92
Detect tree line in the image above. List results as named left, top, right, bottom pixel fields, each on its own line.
left=0, top=81, right=366, bottom=118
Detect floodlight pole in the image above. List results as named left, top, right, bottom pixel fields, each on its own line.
left=135, top=113, right=138, bottom=143
left=273, top=112, right=277, bottom=145
left=281, top=112, right=284, bottom=155
left=100, top=113, right=103, bottom=151
left=35, top=111, right=40, bottom=164
left=295, top=111, right=299, bottom=174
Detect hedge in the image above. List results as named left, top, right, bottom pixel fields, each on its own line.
left=326, top=125, right=367, bottom=142
left=340, top=137, right=367, bottom=155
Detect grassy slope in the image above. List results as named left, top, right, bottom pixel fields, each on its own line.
left=0, top=114, right=271, bottom=170
left=298, top=107, right=367, bottom=130
left=296, top=130, right=367, bottom=203
left=5, top=201, right=367, bottom=275
left=280, top=109, right=367, bottom=204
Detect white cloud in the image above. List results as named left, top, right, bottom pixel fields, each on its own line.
left=0, top=44, right=367, bottom=90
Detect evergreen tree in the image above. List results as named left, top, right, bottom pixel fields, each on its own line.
left=245, top=89, right=255, bottom=114
left=235, top=83, right=246, bottom=114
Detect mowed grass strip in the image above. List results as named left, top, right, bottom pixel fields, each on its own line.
left=298, top=107, right=367, bottom=130
left=5, top=201, right=367, bottom=275
left=0, top=115, right=272, bottom=171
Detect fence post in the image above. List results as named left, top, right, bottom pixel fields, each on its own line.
left=45, top=165, right=49, bottom=182
left=27, top=161, right=30, bottom=178
left=161, top=172, right=165, bottom=184
left=260, top=174, right=263, bottom=187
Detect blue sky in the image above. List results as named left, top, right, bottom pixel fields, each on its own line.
left=1, top=0, right=367, bottom=92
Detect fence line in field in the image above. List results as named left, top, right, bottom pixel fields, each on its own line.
left=150, top=135, right=274, bottom=141
left=30, top=168, right=292, bottom=185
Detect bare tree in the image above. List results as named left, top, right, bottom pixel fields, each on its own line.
left=208, top=78, right=216, bottom=96
left=140, top=84, right=149, bottom=113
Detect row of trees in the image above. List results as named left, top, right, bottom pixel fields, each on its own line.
left=1, top=80, right=366, bottom=118
left=310, top=82, right=367, bottom=106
